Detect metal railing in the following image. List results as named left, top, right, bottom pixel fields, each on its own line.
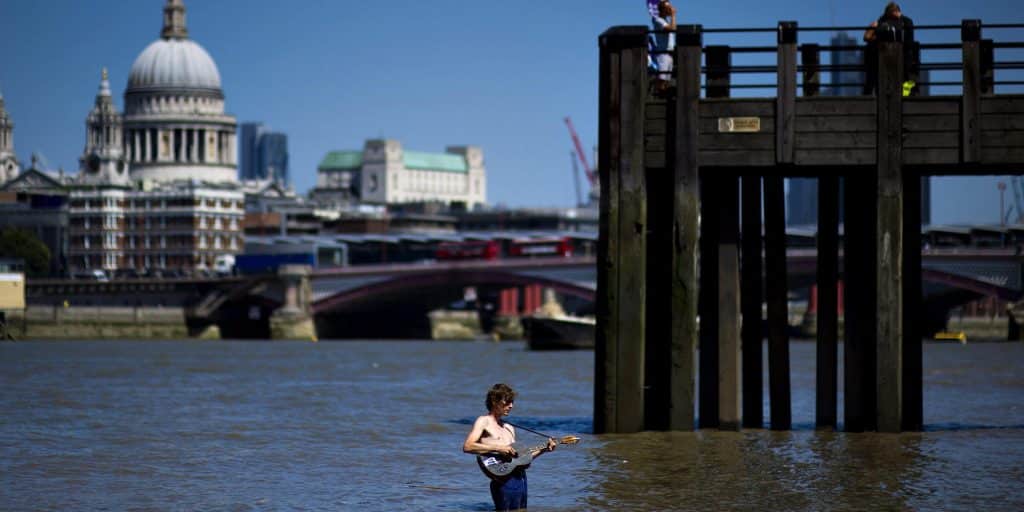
left=645, top=20, right=1024, bottom=97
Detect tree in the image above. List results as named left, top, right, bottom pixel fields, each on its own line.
left=0, top=227, right=52, bottom=277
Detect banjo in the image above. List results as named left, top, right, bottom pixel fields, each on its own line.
left=476, top=422, right=580, bottom=479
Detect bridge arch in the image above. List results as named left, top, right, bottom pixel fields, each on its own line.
left=311, top=269, right=595, bottom=339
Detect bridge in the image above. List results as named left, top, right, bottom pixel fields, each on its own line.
left=24, top=243, right=1023, bottom=339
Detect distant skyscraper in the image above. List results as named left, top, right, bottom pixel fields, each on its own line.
left=239, top=122, right=265, bottom=181
left=827, top=32, right=864, bottom=97
left=238, top=122, right=289, bottom=185
left=257, top=132, right=289, bottom=185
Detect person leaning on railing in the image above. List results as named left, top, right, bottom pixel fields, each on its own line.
left=863, top=1, right=919, bottom=96
left=647, top=0, right=677, bottom=96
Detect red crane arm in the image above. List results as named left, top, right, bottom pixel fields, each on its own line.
left=564, top=117, right=596, bottom=186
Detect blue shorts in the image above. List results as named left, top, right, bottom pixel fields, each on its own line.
left=489, top=470, right=527, bottom=511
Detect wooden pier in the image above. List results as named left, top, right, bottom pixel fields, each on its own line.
left=595, top=20, right=1024, bottom=433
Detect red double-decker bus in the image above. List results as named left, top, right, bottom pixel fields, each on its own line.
left=435, top=240, right=500, bottom=260
left=508, top=237, right=573, bottom=258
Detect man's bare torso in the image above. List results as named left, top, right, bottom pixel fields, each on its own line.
left=478, top=415, right=516, bottom=450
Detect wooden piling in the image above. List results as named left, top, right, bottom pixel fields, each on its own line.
left=876, top=33, right=904, bottom=433
left=595, top=27, right=648, bottom=434
left=699, top=172, right=720, bottom=429
left=706, top=46, right=732, bottom=99
left=669, top=24, right=704, bottom=431
left=903, top=170, right=923, bottom=431
left=816, top=173, right=839, bottom=429
left=718, top=174, right=742, bottom=431
left=843, top=171, right=877, bottom=432
left=961, top=20, right=982, bottom=163
left=764, top=173, right=791, bottom=430
left=741, top=174, right=764, bottom=429
left=776, top=22, right=797, bottom=165
left=801, top=44, right=821, bottom=98
left=644, top=96, right=672, bottom=431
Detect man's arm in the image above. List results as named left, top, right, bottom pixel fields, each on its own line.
left=462, top=417, right=516, bottom=456
left=864, top=20, right=878, bottom=42
left=530, top=437, right=558, bottom=459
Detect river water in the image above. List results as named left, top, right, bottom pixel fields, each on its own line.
left=2, top=339, right=1023, bottom=511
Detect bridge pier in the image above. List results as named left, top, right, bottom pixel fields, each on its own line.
left=269, top=264, right=317, bottom=341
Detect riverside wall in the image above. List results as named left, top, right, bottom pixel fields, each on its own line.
left=1, top=306, right=218, bottom=340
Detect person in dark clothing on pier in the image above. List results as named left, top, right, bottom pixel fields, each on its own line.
left=863, top=2, right=919, bottom=95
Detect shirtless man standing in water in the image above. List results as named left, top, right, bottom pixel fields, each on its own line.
left=463, top=383, right=556, bottom=511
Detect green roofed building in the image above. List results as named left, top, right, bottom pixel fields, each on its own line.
left=312, top=139, right=486, bottom=210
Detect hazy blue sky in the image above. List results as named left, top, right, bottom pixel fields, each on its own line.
left=0, top=0, right=1021, bottom=223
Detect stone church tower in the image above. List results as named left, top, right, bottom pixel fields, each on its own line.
left=0, top=89, right=20, bottom=184
left=78, top=68, right=129, bottom=185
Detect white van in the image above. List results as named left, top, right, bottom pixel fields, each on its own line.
left=213, top=254, right=235, bottom=276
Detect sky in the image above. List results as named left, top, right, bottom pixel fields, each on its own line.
left=0, top=0, right=1021, bottom=224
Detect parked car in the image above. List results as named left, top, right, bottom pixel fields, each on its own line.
left=72, top=269, right=109, bottom=281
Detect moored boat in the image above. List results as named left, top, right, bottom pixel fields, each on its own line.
left=521, top=314, right=595, bottom=350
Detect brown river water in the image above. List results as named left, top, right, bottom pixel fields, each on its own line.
left=2, top=339, right=1023, bottom=511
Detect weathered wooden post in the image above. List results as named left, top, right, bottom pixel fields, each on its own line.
left=718, top=172, right=742, bottom=431
left=875, top=22, right=905, bottom=433
left=766, top=20, right=797, bottom=431
left=595, top=26, right=648, bottom=434
left=802, top=43, right=821, bottom=98
left=777, top=21, right=797, bottom=165
left=981, top=38, right=994, bottom=94
left=741, top=171, right=764, bottom=429
left=816, top=172, right=839, bottom=429
left=844, top=168, right=877, bottom=432
left=699, top=173, right=720, bottom=429
left=902, top=169, right=923, bottom=431
left=962, top=20, right=982, bottom=163
left=699, top=42, right=730, bottom=429
left=706, top=46, right=732, bottom=99
left=669, top=24, right=703, bottom=431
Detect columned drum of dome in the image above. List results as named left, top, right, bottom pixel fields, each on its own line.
left=123, top=0, right=237, bottom=184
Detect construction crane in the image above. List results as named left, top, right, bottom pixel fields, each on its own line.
left=564, top=117, right=598, bottom=206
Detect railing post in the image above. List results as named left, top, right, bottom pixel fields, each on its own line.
left=777, top=21, right=797, bottom=164
left=669, top=23, right=703, bottom=431
left=596, top=26, right=649, bottom=434
left=962, top=19, right=982, bottom=163
left=801, top=43, right=821, bottom=97
left=875, top=22, right=904, bottom=433
left=706, top=45, right=731, bottom=98
left=981, top=38, right=994, bottom=94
